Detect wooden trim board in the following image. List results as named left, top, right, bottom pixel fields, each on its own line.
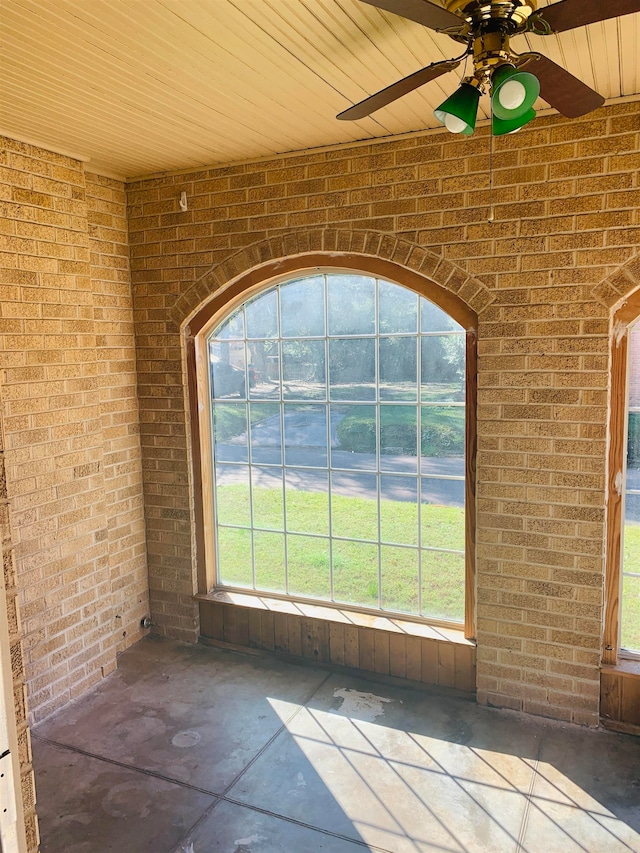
left=601, top=662, right=640, bottom=731
left=199, top=596, right=477, bottom=693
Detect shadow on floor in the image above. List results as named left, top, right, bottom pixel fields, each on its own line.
left=32, top=636, right=640, bottom=853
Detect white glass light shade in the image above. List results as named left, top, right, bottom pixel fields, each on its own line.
left=498, top=79, right=526, bottom=110
left=444, top=113, right=468, bottom=133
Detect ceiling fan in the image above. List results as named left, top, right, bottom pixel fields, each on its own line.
left=337, top=0, right=640, bottom=135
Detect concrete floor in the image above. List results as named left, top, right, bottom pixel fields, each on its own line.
left=32, top=637, right=640, bottom=853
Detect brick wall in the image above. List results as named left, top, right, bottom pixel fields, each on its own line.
left=0, top=137, right=148, bottom=727
left=0, top=414, right=38, bottom=850
left=86, top=174, right=150, bottom=654
left=127, top=101, right=640, bottom=726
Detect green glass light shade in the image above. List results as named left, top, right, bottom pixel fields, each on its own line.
left=491, top=64, right=540, bottom=120
left=492, top=107, right=536, bottom=136
left=434, top=82, right=481, bottom=136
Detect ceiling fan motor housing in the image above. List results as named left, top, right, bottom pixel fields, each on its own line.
left=445, top=0, right=537, bottom=33
left=442, top=3, right=540, bottom=88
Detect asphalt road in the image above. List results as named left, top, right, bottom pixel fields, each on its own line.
left=213, top=412, right=640, bottom=520
left=214, top=408, right=465, bottom=507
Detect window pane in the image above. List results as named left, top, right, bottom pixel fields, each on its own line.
left=621, top=574, right=640, bottom=653
left=328, top=275, right=375, bottom=335
left=210, top=341, right=247, bottom=400
left=285, top=470, right=329, bottom=535
left=245, top=289, right=278, bottom=339
left=421, top=550, right=465, bottom=622
left=622, top=492, right=640, bottom=651
left=280, top=276, right=324, bottom=337
left=286, top=535, right=330, bottom=599
left=380, top=406, right=417, bottom=472
left=623, top=325, right=640, bottom=651
left=249, top=403, right=281, bottom=465
left=215, top=464, right=250, bottom=526
left=247, top=340, right=279, bottom=400
left=329, top=339, right=375, bottom=400
left=331, top=473, right=377, bottom=540
left=625, top=492, right=640, bottom=524
left=332, top=405, right=376, bottom=470
left=421, top=335, right=465, bottom=403
left=629, top=327, right=640, bottom=407
left=254, top=531, right=285, bottom=592
left=421, top=406, right=465, bottom=464
left=420, top=297, right=460, bottom=333
left=421, top=481, right=465, bottom=549
left=213, top=306, right=244, bottom=340
left=380, top=476, right=418, bottom=545
left=333, top=541, right=379, bottom=608
left=284, top=404, right=327, bottom=467
left=379, top=336, right=417, bottom=401
left=217, top=527, right=252, bottom=587
left=213, top=403, right=247, bottom=463
left=282, top=340, right=325, bottom=400
left=379, top=280, right=418, bottom=334
left=252, top=467, right=283, bottom=530
left=381, top=546, right=418, bottom=613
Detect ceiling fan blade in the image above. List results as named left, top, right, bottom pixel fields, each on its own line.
left=360, top=0, right=463, bottom=31
left=521, top=53, right=604, bottom=118
left=337, top=59, right=460, bottom=120
left=534, top=0, right=640, bottom=33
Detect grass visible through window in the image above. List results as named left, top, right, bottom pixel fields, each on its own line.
left=215, top=484, right=464, bottom=622
left=622, top=523, right=640, bottom=652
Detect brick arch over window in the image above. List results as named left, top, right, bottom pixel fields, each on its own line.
left=592, top=254, right=640, bottom=308
left=170, top=229, right=495, bottom=330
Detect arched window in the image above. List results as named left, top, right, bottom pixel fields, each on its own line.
left=621, top=322, right=640, bottom=654
left=197, top=269, right=475, bottom=631
left=605, top=294, right=640, bottom=664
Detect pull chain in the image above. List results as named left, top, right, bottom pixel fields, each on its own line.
left=488, top=127, right=494, bottom=223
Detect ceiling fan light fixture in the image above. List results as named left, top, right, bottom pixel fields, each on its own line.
left=434, top=80, right=481, bottom=135
left=491, top=63, right=540, bottom=119
left=492, top=106, right=536, bottom=136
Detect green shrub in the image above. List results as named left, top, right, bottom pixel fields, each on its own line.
left=421, top=422, right=464, bottom=457
left=213, top=406, right=246, bottom=441
left=628, top=412, right=640, bottom=466
left=336, top=407, right=464, bottom=457
left=336, top=414, right=376, bottom=453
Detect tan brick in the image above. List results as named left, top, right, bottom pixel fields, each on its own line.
left=7, top=103, right=640, bottom=739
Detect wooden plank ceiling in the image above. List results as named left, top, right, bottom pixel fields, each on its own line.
left=1, top=0, right=638, bottom=179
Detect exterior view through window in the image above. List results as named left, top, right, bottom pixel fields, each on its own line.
left=207, top=272, right=466, bottom=623
left=623, top=323, right=640, bottom=653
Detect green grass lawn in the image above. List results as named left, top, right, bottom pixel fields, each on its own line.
left=622, top=523, right=640, bottom=652
left=215, top=483, right=640, bottom=644
left=215, top=484, right=465, bottom=621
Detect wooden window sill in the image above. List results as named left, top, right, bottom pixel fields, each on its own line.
left=196, top=589, right=476, bottom=693
left=196, top=589, right=473, bottom=646
left=601, top=659, right=640, bottom=679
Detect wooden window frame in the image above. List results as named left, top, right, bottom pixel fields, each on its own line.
left=604, top=288, right=640, bottom=665
left=185, top=255, right=478, bottom=640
